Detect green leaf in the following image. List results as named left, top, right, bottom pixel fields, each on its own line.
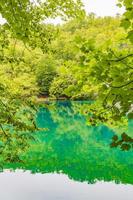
left=117, top=3, right=123, bottom=8
left=127, top=30, right=133, bottom=43
left=120, top=19, right=131, bottom=29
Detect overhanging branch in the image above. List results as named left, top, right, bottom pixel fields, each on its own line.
left=110, top=79, right=133, bottom=89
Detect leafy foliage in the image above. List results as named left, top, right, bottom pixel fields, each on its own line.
left=0, top=0, right=84, bottom=164
left=36, top=55, right=57, bottom=95
left=0, top=0, right=84, bottom=49
left=117, top=0, right=133, bottom=42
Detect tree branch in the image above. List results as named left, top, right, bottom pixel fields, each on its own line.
left=110, top=79, right=133, bottom=89
left=108, top=53, right=133, bottom=62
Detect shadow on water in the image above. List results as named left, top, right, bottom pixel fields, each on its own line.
left=5, top=101, right=133, bottom=185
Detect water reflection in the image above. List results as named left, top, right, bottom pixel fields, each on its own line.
left=0, top=171, right=133, bottom=200
left=110, top=132, right=133, bottom=151
left=4, top=101, right=133, bottom=185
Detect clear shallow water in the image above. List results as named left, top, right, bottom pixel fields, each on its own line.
left=2, top=101, right=133, bottom=199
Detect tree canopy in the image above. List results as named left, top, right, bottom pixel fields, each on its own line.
left=117, top=0, right=133, bottom=42
left=0, top=0, right=84, bottom=45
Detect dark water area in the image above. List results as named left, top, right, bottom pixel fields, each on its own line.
left=1, top=101, right=133, bottom=199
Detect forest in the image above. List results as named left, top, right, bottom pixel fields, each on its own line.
left=0, top=0, right=133, bottom=164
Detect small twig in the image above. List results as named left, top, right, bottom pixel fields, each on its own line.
left=0, top=124, right=8, bottom=137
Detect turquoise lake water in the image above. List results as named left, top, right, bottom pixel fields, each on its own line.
left=1, top=101, right=133, bottom=199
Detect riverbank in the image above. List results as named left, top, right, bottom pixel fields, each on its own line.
left=36, top=95, right=69, bottom=103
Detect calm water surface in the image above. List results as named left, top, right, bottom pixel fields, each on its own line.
left=1, top=101, right=133, bottom=199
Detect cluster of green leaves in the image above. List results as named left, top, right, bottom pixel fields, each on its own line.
left=117, top=0, right=133, bottom=42
left=36, top=54, right=57, bottom=95
left=49, top=61, right=99, bottom=99
left=81, top=41, right=133, bottom=129
left=0, top=0, right=84, bottom=50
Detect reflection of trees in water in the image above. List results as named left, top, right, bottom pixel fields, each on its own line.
left=110, top=118, right=133, bottom=151
left=110, top=132, right=133, bottom=151
left=4, top=101, right=133, bottom=185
